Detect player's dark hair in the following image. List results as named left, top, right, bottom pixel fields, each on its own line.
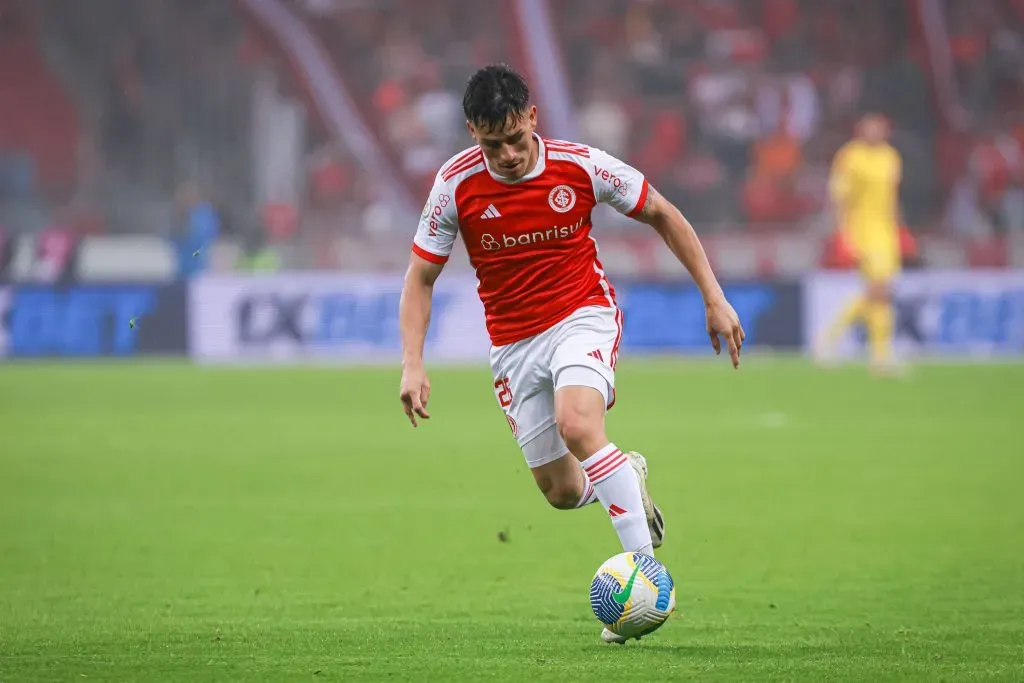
left=462, top=64, right=530, bottom=132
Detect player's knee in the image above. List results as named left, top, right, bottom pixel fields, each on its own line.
left=555, top=402, right=605, bottom=456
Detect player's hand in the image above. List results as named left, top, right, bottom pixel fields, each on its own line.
left=705, top=297, right=745, bottom=369
left=399, top=363, right=432, bottom=427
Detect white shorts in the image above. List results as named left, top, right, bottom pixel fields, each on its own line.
left=490, top=305, right=624, bottom=469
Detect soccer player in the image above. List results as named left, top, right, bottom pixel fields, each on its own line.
left=816, top=113, right=903, bottom=375
left=398, top=65, right=744, bottom=641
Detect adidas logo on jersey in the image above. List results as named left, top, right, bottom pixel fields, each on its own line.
left=480, top=204, right=502, bottom=219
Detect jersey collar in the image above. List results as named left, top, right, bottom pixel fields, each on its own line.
left=484, top=133, right=546, bottom=184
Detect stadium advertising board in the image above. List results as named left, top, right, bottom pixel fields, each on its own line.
left=804, top=271, right=1024, bottom=358
left=0, top=283, right=188, bottom=358
left=188, top=273, right=491, bottom=363
left=616, top=281, right=803, bottom=352
left=189, top=274, right=803, bottom=363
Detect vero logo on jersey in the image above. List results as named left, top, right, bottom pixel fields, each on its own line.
left=480, top=217, right=585, bottom=252
left=593, top=165, right=630, bottom=197
left=424, top=194, right=451, bottom=236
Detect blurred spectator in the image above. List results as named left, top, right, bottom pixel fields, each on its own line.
left=668, top=140, right=731, bottom=225
left=745, top=118, right=817, bottom=226
left=752, top=124, right=803, bottom=181
left=308, top=147, right=352, bottom=208
left=237, top=229, right=280, bottom=272
left=578, top=85, right=631, bottom=159
left=631, top=104, right=687, bottom=185
left=1, top=0, right=1020, bottom=269
left=755, top=67, right=820, bottom=141
left=34, top=209, right=79, bottom=284
left=262, top=201, right=299, bottom=244
left=172, top=182, right=220, bottom=279
left=0, top=225, right=10, bottom=282
left=412, top=63, right=461, bottom=154
left=1003, top=177, right=1024, bottom=233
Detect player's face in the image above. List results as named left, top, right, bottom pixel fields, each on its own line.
left=859, top=116, right=889, bottom=145
left=469, top=106, right=538, bottom=180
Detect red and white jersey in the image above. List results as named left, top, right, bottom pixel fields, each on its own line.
left=412, top=135, right=649, bottom=346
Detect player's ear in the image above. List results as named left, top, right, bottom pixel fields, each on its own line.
left=466, top=120, right=477, bottom=141
left=527, top=106, right=537, bottom=132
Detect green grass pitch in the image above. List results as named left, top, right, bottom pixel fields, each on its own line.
left=1, top=359, right=1022, bottom=682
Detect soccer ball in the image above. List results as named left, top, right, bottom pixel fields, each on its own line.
left=590, top=551, right=676, bottom=640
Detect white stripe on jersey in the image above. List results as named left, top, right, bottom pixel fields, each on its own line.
left=588, top=235, right=616, bottom=308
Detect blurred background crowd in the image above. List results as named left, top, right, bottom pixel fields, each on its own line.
left=2, top=0, right=1024, bottom=280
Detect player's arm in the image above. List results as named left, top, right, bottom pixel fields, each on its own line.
left=400, top=253, right=444, bottom=373
left=632, top=187, right=724, bottom=310
left=892, top=150, right=904, bottom=226
left=632, top=186, right=745, bottom=367
left=828, top=146, right=859, bottom=255
left=400, top=253, right=445, bottom=427
left=399, top=180, right=458, bottom=426
left=588, top=147, right=744, bottom=366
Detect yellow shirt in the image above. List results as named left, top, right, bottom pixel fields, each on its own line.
left=829, top=140, right=901, bottom=254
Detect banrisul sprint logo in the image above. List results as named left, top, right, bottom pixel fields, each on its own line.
left=479, top=217, right=584, bottom=252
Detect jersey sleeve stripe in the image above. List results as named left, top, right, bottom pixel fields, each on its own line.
left=545, top=140, right=587, bottom=149
left=442, top=151, right=484, bottom=181
left=443, top=147, right=480, bottom=173
left=545, top=141, right=590, bottom=157
left=546, top=147, right=590, bottom=158
left=543, top=137, right=589, bottom=150
left=412, top=243, right=449, bottom=264
left=442, top=157, right=482, bottom=182
left=441, top=149, right=480, bottom=179
left=546, top=143, right=588, bottom=153
left=626, top=178, right=650, bottom=217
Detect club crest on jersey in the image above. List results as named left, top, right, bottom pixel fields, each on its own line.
left=421, top=200, right=431, bottom=219
left=548, top=185, right=576, bottom=213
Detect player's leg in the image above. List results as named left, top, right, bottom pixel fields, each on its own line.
left=491, top=337, right=598, bottom=510
left=553, top=380, right=653, bottom=555
left=865, top=280, right=892, bottom=368
left=822, top=295, right=866, bottom=344
left=855, top=249, right=896, bottom=373
left=549, top=307, right=664, bottom=646
left=520, top=418, right=598, bottom=510
left=864, top=270, right=898, bottom=375
left=817, top=283, right=867, bottom=363
left=549, top=306, right=661, bottom=554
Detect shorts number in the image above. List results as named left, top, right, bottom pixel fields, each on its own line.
left=494, top=377, right=513, bottom=409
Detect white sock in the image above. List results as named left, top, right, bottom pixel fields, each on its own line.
left=581, top=443, right=653, bottom=553
left=574, top=467, right=598, bottom=508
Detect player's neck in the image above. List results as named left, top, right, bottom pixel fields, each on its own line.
left=522, top=134, right=540, bottom=176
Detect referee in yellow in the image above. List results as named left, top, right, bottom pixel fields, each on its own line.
left=817, top=113, right=903, bottom=375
